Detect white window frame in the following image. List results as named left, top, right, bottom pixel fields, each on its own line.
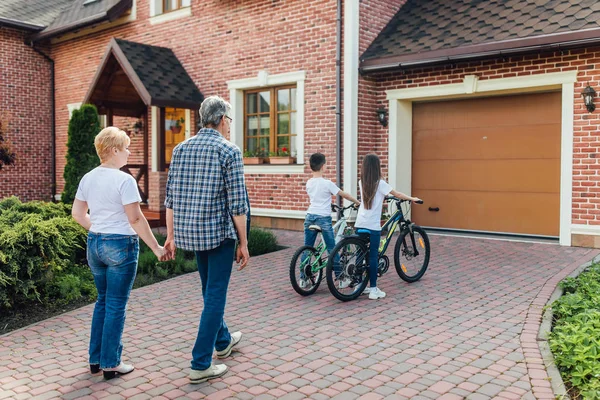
left=227, top=70, right=306, bottom=174
left=150, top=0, right=191, bottom=24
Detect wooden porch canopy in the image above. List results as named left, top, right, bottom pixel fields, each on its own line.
left=83, top=38, right=204, bottom=118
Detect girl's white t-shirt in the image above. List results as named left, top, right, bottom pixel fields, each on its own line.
left=75, top=166, right=142, bottom=235
left=306, top=177, right=340, bottom=216
left=354, top=179, right=393, bottom=231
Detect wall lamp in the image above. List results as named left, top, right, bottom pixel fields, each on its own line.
left=376, top=106, right=388, bottom=127
left=582, top=84, right=596, bottom=113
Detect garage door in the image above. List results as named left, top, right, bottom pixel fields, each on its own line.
left=411, top=92, right=561, bottom=237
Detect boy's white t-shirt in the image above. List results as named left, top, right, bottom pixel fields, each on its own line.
left=75, top=167, right=142, bottom=235
left=354, top=179, right=393, bottom=231
left=306, top=177, right=340, bottom=216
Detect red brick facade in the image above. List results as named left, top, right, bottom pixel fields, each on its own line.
left=0, top=28, right=54, bottom=201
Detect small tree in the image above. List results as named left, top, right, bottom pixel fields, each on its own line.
left=62, top=104, right=101, bottom=203
left=0, top=113, right=16, bottom=170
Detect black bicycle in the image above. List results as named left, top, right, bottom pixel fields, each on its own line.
left=325, top=197, right=430, bottom=302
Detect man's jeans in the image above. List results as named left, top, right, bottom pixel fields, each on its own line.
left=303, top=214, right=340, bottom=276
left=87, top=233, right=139, bottom=369
left=191, top=238, right=235, bottom=371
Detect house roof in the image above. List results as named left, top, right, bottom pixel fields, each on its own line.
left=0, top=0, right=73, bottom=31
left=361, top=0, right=600, bottom=72
left=33, top=0, right=132, bottom=41
left=84, top=38, right=204, bottom=113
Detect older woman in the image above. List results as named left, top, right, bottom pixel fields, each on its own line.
left=72, top=126, right=167, bottom=380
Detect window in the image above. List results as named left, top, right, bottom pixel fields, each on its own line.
left=244, top=86, right=297, bottom=159
left=151, top=0, right=190, bottom=17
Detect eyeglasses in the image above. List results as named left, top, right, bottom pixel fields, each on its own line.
left=224, top=115, right=232, bottom=123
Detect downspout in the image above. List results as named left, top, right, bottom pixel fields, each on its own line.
left=336, top=0, right=342, bottom=210
left=28, top=42, right=56, bottom=202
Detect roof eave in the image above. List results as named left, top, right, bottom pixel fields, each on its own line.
left=360, top=27, right=600, bottom=73
left=31, top=0, right=132, bottom=42
left=0, top=17, right=45, bottom=32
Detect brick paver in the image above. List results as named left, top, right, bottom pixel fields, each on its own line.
left=0, top=231, right=597, bottom=399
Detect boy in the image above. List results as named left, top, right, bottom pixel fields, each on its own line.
left=303, top=153, right=360, bottom=288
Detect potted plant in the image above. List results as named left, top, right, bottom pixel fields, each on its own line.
left=170, top=117, right=185, bottom=134
left=132, top=119, right=143, bottom=135
left=268, top=147, right=296, bottom=164
left=243, top=149, right=265, bottom=165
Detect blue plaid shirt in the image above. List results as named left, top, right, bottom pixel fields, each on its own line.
left=165, top=128, right=248, bottom=251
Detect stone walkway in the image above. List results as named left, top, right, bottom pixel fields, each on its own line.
left=0, top=231, right=597, bottom=400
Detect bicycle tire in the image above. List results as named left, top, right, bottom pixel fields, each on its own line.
left=290, top=245, right=323, bottom=296
left=326, top=237, right=370, bottom=302
left=394, top=225, right=430, bottom=283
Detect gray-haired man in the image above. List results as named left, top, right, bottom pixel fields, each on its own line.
left=164, top=95, right=249, bottom=383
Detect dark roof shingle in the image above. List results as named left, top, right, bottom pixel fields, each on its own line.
left=0, top=0, right=73, bottom=29
left=361, top=0, right=600, bottom=69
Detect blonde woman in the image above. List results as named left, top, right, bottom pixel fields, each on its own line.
left=72, top=127, right=168, bottom=380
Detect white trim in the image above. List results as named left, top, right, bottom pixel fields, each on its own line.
left=151, top=106, right=158, bottom=172
left=343, top=0, right=359, bottom=197
left=251, top=208, right=306, bottom=219
left=67, top=103, right=82, bottom=118
left=386, top=71, right=578, bottom=246
left=227, top=70, right=306, bottom=169
left=571, top=224, right=600, bottom=235
left=149, top=6, right=191, bottom=25
left=244, top=164, right=305, bottom=175
left=185, top=109, right=191, bottom=140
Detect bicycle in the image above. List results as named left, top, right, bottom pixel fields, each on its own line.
left=289, top=204, right=357, bottom=296
left=325, top=197, right=430, bottom=302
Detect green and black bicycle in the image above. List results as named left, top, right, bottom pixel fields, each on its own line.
left=325, top=197, right=430, bottom=302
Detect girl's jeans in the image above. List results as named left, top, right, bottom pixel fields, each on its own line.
left=303, top=214, right=340, bottom=276
left=87, top=232, right=139, bottom=369
left=356, top=228, right=381, bottom=288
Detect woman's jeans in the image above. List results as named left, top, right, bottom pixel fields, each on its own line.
left=87, top=232, right=139, bottom=369
left=357, top=228, right=381, bottom=288
left=303, top=214, right=340, bottom=276
left=191, top=238, right=235, bottom=371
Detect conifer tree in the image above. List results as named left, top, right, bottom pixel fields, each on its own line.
left=61, top=104, right=100, bottom=203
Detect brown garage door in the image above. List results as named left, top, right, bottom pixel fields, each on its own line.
left=411, top=92, right=561, bottom=237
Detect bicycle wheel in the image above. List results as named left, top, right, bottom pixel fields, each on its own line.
left=290, top=245, right=323, bottom=296
left=326, top=237, right=370, bottom=302
left=394, top=225, right=430, bottom=283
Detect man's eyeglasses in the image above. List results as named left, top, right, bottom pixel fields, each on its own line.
left=224, top=116, right=232, bottom=123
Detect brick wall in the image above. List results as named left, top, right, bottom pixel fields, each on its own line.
left=0, top=27, right=53, bottom=201
left=49, top=0, right=341, bottom=213
left=358, top=47, right=600, bottom=226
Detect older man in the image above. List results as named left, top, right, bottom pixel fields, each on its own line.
left=164, top=96, right=249, bottom=383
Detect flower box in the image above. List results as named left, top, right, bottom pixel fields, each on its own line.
left=243, top=157, right=265, bottom=165
left=268, top=156, right=296, bottom=165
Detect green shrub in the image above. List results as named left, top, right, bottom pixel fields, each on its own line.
left=248, top=227, right=279, bottom=256
left=62, top=104, right=101, bottom=204
left=550, top=263, right=600, bottom=398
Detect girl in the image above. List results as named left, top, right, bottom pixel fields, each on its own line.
left=354, top=154, right=421, bottom=300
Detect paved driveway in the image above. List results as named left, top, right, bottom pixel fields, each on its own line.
left=0, top=232, right=597, bottom=400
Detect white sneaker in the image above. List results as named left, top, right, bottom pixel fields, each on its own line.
left=299, top=279, right=308, bottom=289
left=189, top=364, right=228, bottom=384
left=216, top=331, right=242, bottom=358
left=362, top=287, right=371, bottom=295
left=368, top=287, right=386, bottom=300
left=338, top=278, right=351, bottom=289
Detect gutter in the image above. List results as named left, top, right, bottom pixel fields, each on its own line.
left=360, top=27, right=600, bottom=73
left=27, top=43, right=56, bottom=202
left=335, top=0, right=342, bottom=209
left=0, top=17, right=45, bottom=32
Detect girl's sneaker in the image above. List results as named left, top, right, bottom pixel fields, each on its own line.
left=299, top=279, right=308, bottom=289
left=368, top=287, right=386, bottom=300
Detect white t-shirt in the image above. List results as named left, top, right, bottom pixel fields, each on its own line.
left=306, top=177, right=340, bottom=216
left=354, top=179, right=393, bottom=231
left=75, top=167, right=142, bottom=235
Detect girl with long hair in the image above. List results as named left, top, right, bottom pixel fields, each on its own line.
left=354, top=154, right=422, bottom=299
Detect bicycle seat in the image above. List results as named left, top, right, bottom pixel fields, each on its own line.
left=308, top=225, right=322, bottom=232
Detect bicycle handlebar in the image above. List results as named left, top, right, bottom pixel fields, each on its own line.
left=331, top=203, right=358, bottom=212
left=384, top=196, right=424, bottom=204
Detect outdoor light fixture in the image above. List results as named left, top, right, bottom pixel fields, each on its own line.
left=376, top=107, right=388, bottom=127
left=582, top=84, right=596, bottom=113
